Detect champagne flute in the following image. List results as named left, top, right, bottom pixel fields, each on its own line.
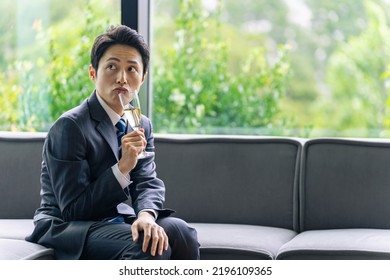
left=118, top=90, right=154, bottom=159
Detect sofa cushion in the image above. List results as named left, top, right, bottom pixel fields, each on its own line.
left=155, top=135, right=301, bottom=231
left=190, top=223, right=297, bottom=260
left=0, top=219, right=35, bottom=240
left=277, top=229, right=390, bottom=259
left=0, top=239, right=54, bottom=260
left=300, top=138, right=390, bottom=231
left=0, top=219, right=54, bottom=260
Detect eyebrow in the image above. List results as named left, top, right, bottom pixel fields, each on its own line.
left=105, top=57, right=140, bottom=65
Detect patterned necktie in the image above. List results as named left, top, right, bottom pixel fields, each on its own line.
left=115, top=118, right=126, bottom=156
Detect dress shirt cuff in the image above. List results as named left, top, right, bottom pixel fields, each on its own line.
left=112, top=163, right=131, bottom=189
left=138, top=209, right=158, bottom=220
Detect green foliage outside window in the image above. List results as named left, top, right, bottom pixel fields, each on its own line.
left=325, top=0, right=390, bottom=137
left=2, top=0, right=390, bottom=138
left=1, top=0, right=291, bottom=135
left=48, top=3, right=111, bottom=123
left=0, top=0, right=116, bottom=131
left=152, top=0, right=291, bottom=134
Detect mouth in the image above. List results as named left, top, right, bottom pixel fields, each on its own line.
left=115, top=87, right=132, bottom=106
left=114, top=87, right=128, bottom=94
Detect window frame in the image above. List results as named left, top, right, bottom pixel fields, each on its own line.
left=121, top=0, right=152, bottom=118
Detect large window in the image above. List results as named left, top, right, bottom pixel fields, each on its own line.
left=0, top=0, right=120, bottom=131
left=150, top=0, right=390, bottom=138
left=2, top=0, right=390, bottom=139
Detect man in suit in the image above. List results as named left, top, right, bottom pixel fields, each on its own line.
left=26, top=25, right=200, bottom=260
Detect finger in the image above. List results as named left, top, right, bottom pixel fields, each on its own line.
left=122, top=134, right=146, bottom=148
left=141, top=137, right=147, bottom=149
left=133, top=130, right=147, bottom=148
left=158, top=228, right=167, bottom=256
left=132, top=132, right=147, bottom=149
left=150, top=226, right=160, bottom=256
left=163, top=230, right=169, bottom=251
left=131, top=223, right=139, bottom=243
left=122, top=138, right=144, bottom=155
left=142, top=226, right=152, bottom=253
left=126, top=135, right=146, bottom=153
left=122, top=134, right=143, bottom=144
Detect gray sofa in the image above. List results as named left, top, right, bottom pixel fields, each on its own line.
left=2, top=131, right=390, bottom=260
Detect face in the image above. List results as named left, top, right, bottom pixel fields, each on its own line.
left=89, top=44, right=146, bottom=115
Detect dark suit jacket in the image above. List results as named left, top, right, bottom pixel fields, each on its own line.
left=26, top=91, right=172, bottom=259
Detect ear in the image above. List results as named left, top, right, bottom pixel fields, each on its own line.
left=141, top=71, right=148, bottom=84
left=89, top=65, right=96, bottom=81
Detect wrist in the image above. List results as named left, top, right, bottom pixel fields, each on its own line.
left=138, top=210, right=157, bottom=220
left=118, top=161, right=130, bottom=176
left=112, top=163, right=131, bottom=188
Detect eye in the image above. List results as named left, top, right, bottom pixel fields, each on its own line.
left=107, top=64, right=116, bottom=70
left=128, top=66, right=137, bottom=72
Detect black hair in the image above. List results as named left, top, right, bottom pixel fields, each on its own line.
left=90, top=25, right=149, bottom=76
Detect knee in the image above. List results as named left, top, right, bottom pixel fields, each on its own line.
left=158, top=217, right=200, bottom=260
left=159, top=217, right=196, bottom=239
left=121, top=231, right=172, bottom=260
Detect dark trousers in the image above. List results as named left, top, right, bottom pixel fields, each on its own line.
left=80, top=217, right=200, bottom=260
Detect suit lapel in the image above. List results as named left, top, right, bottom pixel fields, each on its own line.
left=88, top=91, right=119, bottom=161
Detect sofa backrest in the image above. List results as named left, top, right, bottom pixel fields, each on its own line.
left=154, top=135, right=302, bottom=231
left=300, top=138, right=390, bottom=231
left=4, top=132, right=390, bottom=232
left=0, top=132, right=46, bottom=219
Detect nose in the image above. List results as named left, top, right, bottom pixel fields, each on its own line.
left=117, top=70, right=127, bottom=84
